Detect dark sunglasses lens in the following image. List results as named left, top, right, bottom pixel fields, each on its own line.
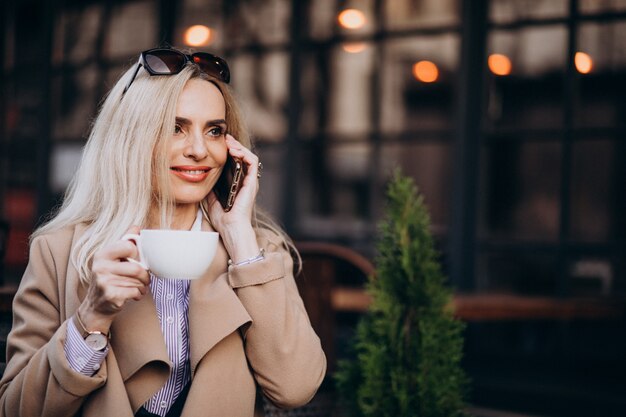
left=144, top=50, right=186, bottom=74
left=192, top=54, right=230, bottom=83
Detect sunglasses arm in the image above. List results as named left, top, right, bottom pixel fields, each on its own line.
left=122, top=60, right=144, bottom=95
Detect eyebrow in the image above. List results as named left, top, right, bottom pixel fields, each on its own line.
left=175, top=117, right=227, bottom=128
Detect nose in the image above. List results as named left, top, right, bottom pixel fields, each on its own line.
left=183, top=129, right=208, bottom=160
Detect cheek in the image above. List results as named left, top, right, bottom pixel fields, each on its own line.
left=210, top=141, right=229, bottom=166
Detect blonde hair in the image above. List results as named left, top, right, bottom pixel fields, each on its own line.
left=33, top=62, right=298, bottom=284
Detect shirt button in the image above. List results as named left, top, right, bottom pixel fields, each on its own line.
left=166, top=316, right=174, bottom=324
left=160, top=401, right=168, bottom=409
left=92, top=363, right=100, bottom=371
left=166, top=293, right=174, bottom=301
left=76, top=357, right=86, bottom=368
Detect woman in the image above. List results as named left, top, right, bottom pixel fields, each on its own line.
left=0, top=47, right=326, bottom=417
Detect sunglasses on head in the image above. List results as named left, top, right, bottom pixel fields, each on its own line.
left=123, top=47, right=231, bottom=95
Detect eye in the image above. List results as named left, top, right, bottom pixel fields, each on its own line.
left=207, top=126, right=225, bottom=137
left=174, top=124, right=183, bottom=135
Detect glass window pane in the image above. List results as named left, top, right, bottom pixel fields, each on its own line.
left=295, top=142, right=372, bottom=240
left=381, top=35, right=460, bottom=134
left=52, top=5, right=104, bottom=65
left=309, top=0, right=337, bottom=40
left=580, top=0, right=626, bottom=14
left=379, top=143, right=452, bottom=230
left=480, top=140, right=561, bottom=241
left=575, top=22, right=626, bottom=127
left=327, top=43, right=375, bottom=137
left=254, top=145, right=284, bottom=219
left=570, top=139, right=621, bottom=242
left=51, top=66, right=99, bottom=141
left=486, top=26, right=567, bottom=129
left=489, top=0, right=568, bottom=24
left=477, top=252, right=559, bottom=295
left=230, top=53, right=289, bottom=142
left=385, top=0, right=460, bottom=30
left=222, top=0, right=290, bottom=47
left=106, top=0, right=157, bottom=59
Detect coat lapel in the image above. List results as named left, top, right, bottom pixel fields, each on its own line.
left=110, top=289, right=171, bottom=411
left=188, top=225, right=252, bottom=375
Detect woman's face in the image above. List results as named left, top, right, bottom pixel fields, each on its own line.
left=166, top=78, right=228, bottom=206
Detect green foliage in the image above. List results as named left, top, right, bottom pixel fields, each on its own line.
left=335, top=171, right=468, bottom=417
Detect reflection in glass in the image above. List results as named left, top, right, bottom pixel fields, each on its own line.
left=379, top=143, right=452, bottom=230
left=477, top=252, right=559, bottom=295
left=328, top=44, right=375, bottom=136
left=254, top=146, right=284, bottom=219
left=53, top=5, right=103, bottom=65
left=576, top=23, right=626, bottom=127
left=480, top=140, right=561, bottom=241
left=222, top=0, right=290, bottom=47
left=486, top=27, right=567, bottom=128
left=295, top=145, right=371, bottom=240
left=569, top=257, right=614, bottom=296
left=570, top=139, right=618, bottom=242
left=385, top=0, right=460, bottom=30
left=580, top=0, right=626, bottom=14
left=381, top=35, right=459, bottom=133
left=578, top=22, right=626, bottom=72
left=107, top=0, right=157, bottom=59
left=309, top=0, right=338, bottom=40
left=51, top=66, right=99, bottom=141
left=230, top=53, right=289, bottom=142
left=489, top=0, right=568, bottom=24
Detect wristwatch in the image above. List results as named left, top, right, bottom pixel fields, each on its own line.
left=73, top=314, right=109, bottom=352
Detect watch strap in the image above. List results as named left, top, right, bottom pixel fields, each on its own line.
left=73, top=311, right=110, bottom=339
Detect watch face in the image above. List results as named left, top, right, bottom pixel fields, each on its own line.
left=85, top=332, right=108, bottom=351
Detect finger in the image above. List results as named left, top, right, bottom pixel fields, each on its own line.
left=105, top=261, right=150, bottom=285
left=101, top=240, right=140, bottom=263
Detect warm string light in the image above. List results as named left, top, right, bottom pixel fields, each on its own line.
left=488, top=53, right=512, bottom=76
left=412, top=61, right=439, bottom=83
left=184, top=25, right=212, bottom=46
left=338, top=9, right=366, bottom=29
left=575, top=52, right=593, bottom=74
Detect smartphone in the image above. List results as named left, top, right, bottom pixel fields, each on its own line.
left=215, top=157, right=244, bottom=212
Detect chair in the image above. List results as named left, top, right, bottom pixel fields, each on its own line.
left=263, top=241, right=374, bottom=417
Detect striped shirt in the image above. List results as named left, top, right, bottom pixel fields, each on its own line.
left=64, top=210, right=202, bottom=416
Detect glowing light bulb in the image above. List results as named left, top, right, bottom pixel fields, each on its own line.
left=184, top=25, right=212, bottom=47
left=412, top=61, right=439, bottom=83
left=338, top=9, right=366, bottom=29
left=575, top=52, right=593, bottom=74
left=488, top=54, right=512, bottom=76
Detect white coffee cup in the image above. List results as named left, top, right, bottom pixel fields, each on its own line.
left=122, top=230, right=219, bottom=279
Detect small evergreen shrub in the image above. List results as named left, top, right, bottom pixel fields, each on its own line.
left=335, top=171, right=468, bottom=417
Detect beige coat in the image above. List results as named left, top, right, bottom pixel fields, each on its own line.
left=0, top=222, right=326, bottom=417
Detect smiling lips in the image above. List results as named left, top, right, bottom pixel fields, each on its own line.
left=170, top=166, right=211, bottom=182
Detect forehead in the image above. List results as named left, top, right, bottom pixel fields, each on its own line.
left=176, top=78, right=226, bottom=118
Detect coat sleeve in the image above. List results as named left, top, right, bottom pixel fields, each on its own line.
left=227, top=230, right=327, bottom=409
left=0, top=234, right=107, bottom=417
